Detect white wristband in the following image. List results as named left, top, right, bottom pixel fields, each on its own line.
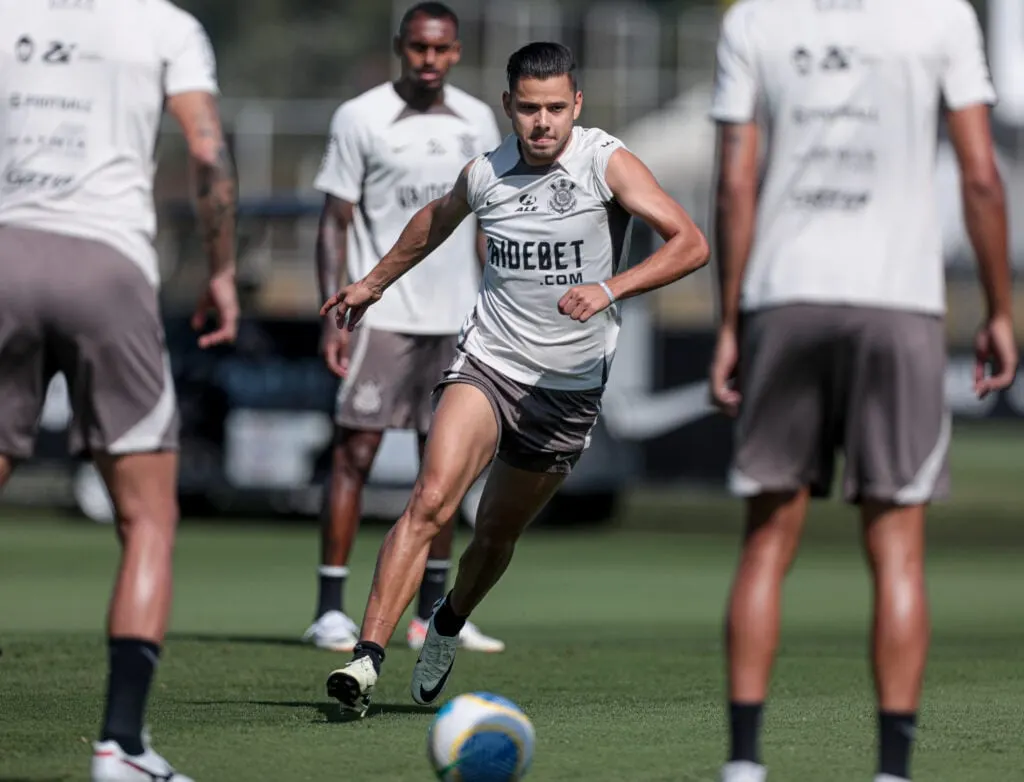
left=597, top=280, right=616, bottom=304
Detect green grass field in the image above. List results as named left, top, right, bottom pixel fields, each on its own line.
left=2, top=423, right=1024, bottom=781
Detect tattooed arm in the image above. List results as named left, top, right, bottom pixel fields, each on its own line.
left=317, top=196, right=354, bottom=304
left=167, top=91, right=237, bottom=277
left=167, top=91, right=239, bottom=346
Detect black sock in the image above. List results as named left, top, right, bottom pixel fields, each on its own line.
left=418, top=559, right=450, bottom=621
left=879, top=711, right=916, bottom=779
left=728, top=701, right=764, bottom=764
left=100, top=638, right=161, bottom=756
left=432, top=591, right=467, bottom=637
left=352, top=641, right=386, bottom=675
left=315, top=565, right=347, bottom=618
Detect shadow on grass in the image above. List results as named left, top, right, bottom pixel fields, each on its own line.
left=183, top=699, right=437, bottom=723
left=165, top=632, right=306, bottom=647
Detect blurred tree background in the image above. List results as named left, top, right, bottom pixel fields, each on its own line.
left=175, top=0, right=724, bottom=99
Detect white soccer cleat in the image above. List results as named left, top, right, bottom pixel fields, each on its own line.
left=407, top=616, right=506, bottom=653
left=302, top=610, right=359, bottom=652
left=720, top=761, right=767, bottom=782
left=91, top=739, right=193, bottom=782
left=410, top=611, right=460, bottom=706
left=874, top=776, right=910, bottom=782
left=326, top=655, right=377, bottom=718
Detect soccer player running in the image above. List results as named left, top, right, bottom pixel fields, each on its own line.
left=0, top=2, right=238, bottom=780
left=708, top=2, right=1017, bottom=781
left=305, top=1, right=506, bottom=656
left=319, top=41, right=711, bottom=716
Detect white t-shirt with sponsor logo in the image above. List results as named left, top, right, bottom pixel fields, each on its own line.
left=0, top=0, right=219, bottom=287
left=314, top=83, right=502, bottom=335
left=462, top=126, right=632, bottom=391
left=710, top=0, right=996, bottom=315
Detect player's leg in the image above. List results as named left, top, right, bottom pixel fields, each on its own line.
left=32, top=231, right=189, bottom=781
left=92, top=450, right=180, bottom=769
left=408, top=335, right=504, bottom=653
left=845, top=309, right=947, bottom=782
left=449, top=458, right=565, bottom=615
left=304, top=425, right=382, bottom=651
left=305, top=326, right=405, bottom=651
left=326, top=381, right=498, bottom=716
left=861, top=502, right=929, bottom=782
left=410, top=371, right=600, bottom=706
left=720, top=305, right=835, bottom=782
left=416, top=430, right=455, bottom=618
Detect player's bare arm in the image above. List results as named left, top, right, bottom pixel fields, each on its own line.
left=320, top=160, right=474, bottom=330
left=708, top=121, right=759, bottom=416
left=167, top=91, right=240, bottom=348
left=557, top=147, right=710, bottom=323
left=316, top=196, right=356, bottom=376
left=947, top=104, right=1018, bottom=397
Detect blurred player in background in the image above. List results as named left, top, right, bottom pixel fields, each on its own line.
left=305, top=1, right=506, bottom=656
left=0, top=1, right=238, bottom=780
left=708, top=1, right=1017, bottom=781
left=320, top=41, right=711, bottom=717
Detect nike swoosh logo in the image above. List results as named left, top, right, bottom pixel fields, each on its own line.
left=418, top=658, right=454, bottom=703
left=599, top=381, right=716, bottom=440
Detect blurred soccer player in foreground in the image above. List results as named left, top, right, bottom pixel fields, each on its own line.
left=306, top=0, right=505, bottom=655
left=0, top=1, right=238, bottom=779
left=320, top=41, right=710, bottom=717
left=709, top=1, right=1017, bottom=780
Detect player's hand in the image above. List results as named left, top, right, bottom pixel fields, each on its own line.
left=192, top=271, right=240, bottom=349
left=320, top=279, right=381, bottom=332
left=974, top=313, right=1019, bottom=399
left=709, top=326, right=741, bottom=417
left=557, top=283, right=613, bottom=323
left=320, top=318, right=351, bottom=378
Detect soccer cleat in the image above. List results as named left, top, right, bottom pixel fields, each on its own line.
left=326, top=655, right=377, bottom=718
left=91, top=738, right=193, bottom=782
left=720, top=761, right=767, bottom=782
left=407, top=616, right=506, bottom=653
left=874, top=777, right=909, bottom=782
left=410, top=609, right=460, bottom=706
left=302, top=610, right=359, bottom=652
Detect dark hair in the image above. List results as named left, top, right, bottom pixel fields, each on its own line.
left=506, top=42, right=577, bottom=92
left=398, top=2, right=459, bottom=40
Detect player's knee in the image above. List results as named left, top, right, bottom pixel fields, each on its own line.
left=114, top=496, right=179, bottom=543
left=406, top=478, right=457, bottom=534
left=469, top=523, right=519, bottom=554
left=336, top=432, right=380, bottom=478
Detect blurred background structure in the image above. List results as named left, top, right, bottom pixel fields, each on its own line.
left=1, top=0, right=1018, bottom=527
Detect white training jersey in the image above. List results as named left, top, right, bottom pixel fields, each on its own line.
left=461, top=126, right=632, bottom=391
left=709, top=0, right=996, bottom=316
left=0, top=0, right=219, bottom=288
left=314, top=83, right=502, bottom=335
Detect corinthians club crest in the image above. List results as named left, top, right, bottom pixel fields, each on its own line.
left=547, top=177, right=577, bottom=215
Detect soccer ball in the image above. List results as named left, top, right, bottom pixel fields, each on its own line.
left=427, top=692, right=535, bottom=781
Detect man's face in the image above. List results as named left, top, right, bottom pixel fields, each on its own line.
left=394, top=15, right=461, bottom=92
left=503, top=75, right=582, bottom=164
